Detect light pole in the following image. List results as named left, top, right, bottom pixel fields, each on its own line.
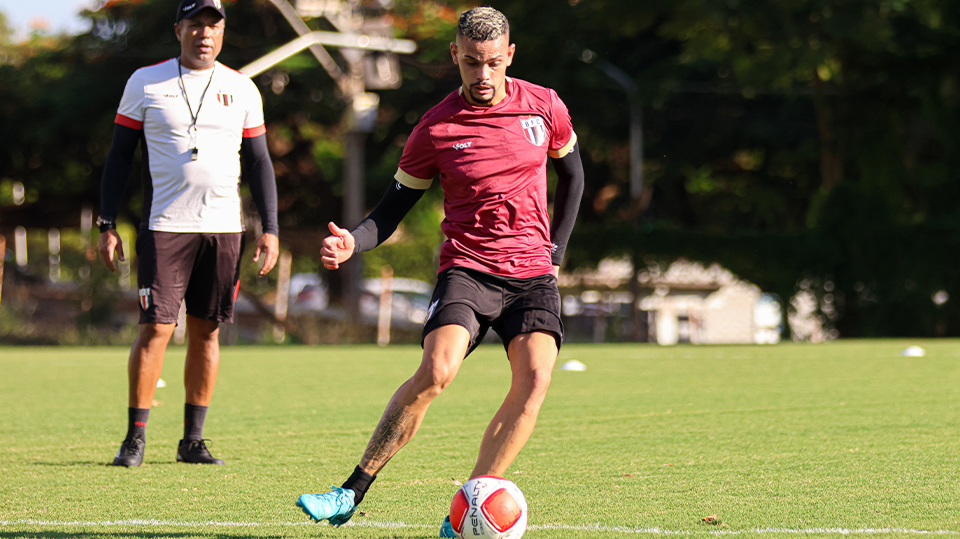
left=582, top=51, right=646, bottom=341
left=580, top=51, right=643, bottom=202
left=240, top=1, right=416, bottom=327
left=598, top=60, right=643, bottom=201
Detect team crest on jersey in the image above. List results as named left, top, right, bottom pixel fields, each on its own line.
left=520, top=116, right=547, bottom=147
left=139, top=287, right=152, bottom=310
left=217, top=92, right=233, bottom=106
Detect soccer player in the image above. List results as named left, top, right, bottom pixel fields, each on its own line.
left=296, top=7, right=584, bottom=535
left=97, top=0, right=279, bottom=467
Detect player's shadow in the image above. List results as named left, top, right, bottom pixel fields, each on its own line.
left=0, top=533, right=284, bottom=539
left=0, top=528, right=426, bottom=539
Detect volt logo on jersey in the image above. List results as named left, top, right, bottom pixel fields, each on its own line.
left=453, top=141, right=472, bottom=150
left=520, top=116, right=547, bottom=146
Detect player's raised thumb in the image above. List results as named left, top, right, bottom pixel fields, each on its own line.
left=328, top=221, right=348, bottom=237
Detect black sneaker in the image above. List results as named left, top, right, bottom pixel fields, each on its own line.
left=110, top=437, right=145, bottom=467
left=176, top=439, right=224, bottom=465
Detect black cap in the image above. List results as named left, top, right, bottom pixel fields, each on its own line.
left=176, top=0, right=226, bottom=23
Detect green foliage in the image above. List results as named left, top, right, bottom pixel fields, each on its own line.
left=2, top=341, right=960, bottom=535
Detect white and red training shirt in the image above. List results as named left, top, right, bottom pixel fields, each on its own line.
left=395, top=77, right=578, bottom=279
left=114, top=58, right=266, bottom=233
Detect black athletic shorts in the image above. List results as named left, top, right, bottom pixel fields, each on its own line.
left=135, top=231, right=244, bottom=324
left=422, top=267, right=563, bottom=357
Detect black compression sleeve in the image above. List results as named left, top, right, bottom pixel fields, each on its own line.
left=549, top=142, right=585, bottom=266
left=240, top=134, right=279, bottom=236
left=99, top=124, right=141, bottom=222
left=351, top=180, right=427, bottom=254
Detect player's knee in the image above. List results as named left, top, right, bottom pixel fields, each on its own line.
left=531, top=366, right=553, bottom=395
left=430, top=363, right=458, bottom=393
left=193, top=326, right=220, bottom=344
left=413, top=360, right=458, bottom=398
left=517, top=365, right=552, bottom=400
left=138, top=323, right=176, bottom=346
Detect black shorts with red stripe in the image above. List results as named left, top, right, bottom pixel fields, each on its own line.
left=422, top=267, right=563, bottom=357
left=135, top=230, right=244, bottom=324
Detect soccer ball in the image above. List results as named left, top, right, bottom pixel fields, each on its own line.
left=449, top=476, right=528, bottom=539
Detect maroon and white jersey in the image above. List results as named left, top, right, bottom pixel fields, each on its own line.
left=114, top=58, right=266, bottom=233
left=395, top=77, right=577, bottom=278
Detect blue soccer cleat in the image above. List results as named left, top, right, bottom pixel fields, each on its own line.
left=296, top=486, right=357, bottom=526
left=440, top=515, right=456, bottom=538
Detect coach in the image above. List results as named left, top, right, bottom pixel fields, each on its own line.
left=97, top=0, right=279, bottom=467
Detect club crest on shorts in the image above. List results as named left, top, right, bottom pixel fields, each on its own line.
left=520, top=116, right=547, bottom=147
left=138, top=287, right=152, bottom=310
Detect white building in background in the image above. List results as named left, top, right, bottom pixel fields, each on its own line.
left=635, top=260, right=780, bottom=345
left=559, top=258, right=784, bottom=345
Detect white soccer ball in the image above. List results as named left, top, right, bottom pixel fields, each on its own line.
left=449, top=476, right=528, bottom=539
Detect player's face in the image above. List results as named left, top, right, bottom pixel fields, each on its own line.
left=451, top=34, right=515, bottom=107
left=175, top=9, right=224, bottom=70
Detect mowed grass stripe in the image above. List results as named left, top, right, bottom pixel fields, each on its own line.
left=1, top=341, right=959, bottom=538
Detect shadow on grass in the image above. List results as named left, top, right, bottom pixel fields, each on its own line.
left=30, top=461, right=179, bottom=467
left=0, top=534, right=423, bottom=539
left=0, top=533, right=286, bottom=539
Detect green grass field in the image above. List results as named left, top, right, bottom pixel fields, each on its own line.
left=1, top=340, right=959, bottom=538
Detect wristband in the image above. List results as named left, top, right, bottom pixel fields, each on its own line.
left=96, top=216, right=117, bottom=233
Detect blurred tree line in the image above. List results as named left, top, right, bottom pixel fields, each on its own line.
left=1, top=0, right=959, bottom=337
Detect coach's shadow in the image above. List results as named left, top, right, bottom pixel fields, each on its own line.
left=30, top=461, right=178, bottom=467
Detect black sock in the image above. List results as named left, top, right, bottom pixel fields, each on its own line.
left=126, top=407, right=150, bottom=441
left=183, top=403, right=208, bottom=441
left=342, top=466, right=376, bottom=506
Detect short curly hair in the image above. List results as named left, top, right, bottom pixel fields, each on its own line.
left=457, top=6, right=510, bottom=42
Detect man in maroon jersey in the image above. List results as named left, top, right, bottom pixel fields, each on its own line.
left=296, top=7, right=584, bottom=534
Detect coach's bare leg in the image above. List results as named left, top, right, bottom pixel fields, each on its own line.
left=128, top=323, right=177, bottom=408
left=470, top=331, right=557, bottom=478
left=184, top=315, right=221, bottom=406
left=358, top=324, right=470, bottom=475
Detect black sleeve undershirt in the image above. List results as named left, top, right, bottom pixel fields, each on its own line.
left=240, top=134, right=279, bottom=236
left=351, top=180, right=427, bottom=254
left=99, top=124, right=141, bottom=222
left=549, top=142, right=585, bottom=266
